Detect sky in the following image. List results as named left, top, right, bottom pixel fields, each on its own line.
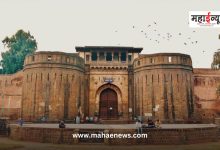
left=0, top=0, right=220, bottom=68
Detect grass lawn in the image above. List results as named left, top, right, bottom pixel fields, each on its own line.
left=0, top=137, right=220, bottom=150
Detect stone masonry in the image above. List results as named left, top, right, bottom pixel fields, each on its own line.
left=0, top=46, right=219, bottom=123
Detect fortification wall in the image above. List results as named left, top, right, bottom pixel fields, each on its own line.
left=193, top=68, right=220, bottom=122
left=133, top=53, right=194, bottom=122
left=21, top=51, right=85, bottom=121
left=0, top=71, right=23, bottom=119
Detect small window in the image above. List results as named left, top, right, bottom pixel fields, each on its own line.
left=168, top=56, right=172, bottom=63
left=86, top=55, right=90, bottom=61
left=113, top=52, right=119, bottom=61
left=99, top=52, right=105, bottom=61
left=137, top=61, right=140, bottom=66
left=47, top=56, right=52, bottom=61
left=121, top=52, right=126, bottom=62
left=91, top=52, right=97, bottom=61
left=128, top=55, right=132, bottom=62
left=150, top=58, right=155, bottom=63
left=106, top=52, right=112, bottom=61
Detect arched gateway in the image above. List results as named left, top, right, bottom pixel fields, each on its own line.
left=99, top=88, right=118, bottom=119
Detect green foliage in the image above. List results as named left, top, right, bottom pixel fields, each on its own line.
left=1, top=29, right=37, bottom=74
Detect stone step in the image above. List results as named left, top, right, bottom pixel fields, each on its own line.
left=100, top=119, right=134, bottom=124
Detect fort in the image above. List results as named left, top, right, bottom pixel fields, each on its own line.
left=0, top=46, right=220, bottom=123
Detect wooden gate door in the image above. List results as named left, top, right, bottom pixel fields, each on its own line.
left=99, top=88, right=118, bottom=119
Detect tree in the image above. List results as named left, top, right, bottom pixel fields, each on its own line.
left=211, top=49, right=220, bottom=69
left=1, top=29, right=37, bottom=74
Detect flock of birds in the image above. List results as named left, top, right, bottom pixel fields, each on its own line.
left=114, top=21, right=203, bottom=51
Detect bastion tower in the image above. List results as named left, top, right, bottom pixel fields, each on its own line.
left=21, top=51, right=85, bottom=121
left=133, top=53, right=194, bottom=122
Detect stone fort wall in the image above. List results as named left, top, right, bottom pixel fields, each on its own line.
left=133, top=53, right=194, bottom=122
left=21, top=51, right=85, bottom=121
left=0, top=51, right=220, bottom=122
left=0, top=71, right=23, bottom=119
left=193, top=68, right=220, bottom=122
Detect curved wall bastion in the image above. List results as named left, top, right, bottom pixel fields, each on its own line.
left=9, top=124, right=218, bottom=145
left=22, top=51, right=85, bottom=121
left=133, top=53, right=194, bottom=122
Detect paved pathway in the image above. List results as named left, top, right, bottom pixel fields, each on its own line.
left=10, top=123, right=217, bottom=129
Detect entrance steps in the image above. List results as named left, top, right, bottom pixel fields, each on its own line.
left=100, top=119, right=134, bottom=124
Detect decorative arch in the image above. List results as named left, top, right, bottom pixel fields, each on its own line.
left=95, top=83, right=122, bottom=114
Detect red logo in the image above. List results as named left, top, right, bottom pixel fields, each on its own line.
left=206, top=12, right=211, bottom=24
